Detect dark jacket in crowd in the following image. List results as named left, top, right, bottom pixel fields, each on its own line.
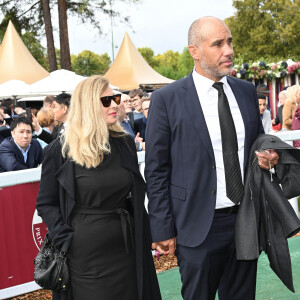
left=0, top=137, right=43, bottom=172
left=36, top=135, right=161, bottom=300
left=0, top=126, right=11, bottom=144
left=38, top=124, right=63, bottom=144
left=273, top=105, right=284, bottom=127
left=235, top=134, right=300, bottom=292
left=134, top=117, right=147, bottom=142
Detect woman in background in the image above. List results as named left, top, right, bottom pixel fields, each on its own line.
left=36, top=75, right=161, bottom=300
left=282, top=85, right=300, bottom=130
left=36, top=107, right=55, bottom=148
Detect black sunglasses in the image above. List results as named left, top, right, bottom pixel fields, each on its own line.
left=100, top=95, right=121, bottom=107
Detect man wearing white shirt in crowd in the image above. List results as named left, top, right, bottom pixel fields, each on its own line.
left=258, top=94, right=272, bottom=133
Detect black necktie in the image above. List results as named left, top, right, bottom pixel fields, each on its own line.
left=213, top=82, right=244, bottom=204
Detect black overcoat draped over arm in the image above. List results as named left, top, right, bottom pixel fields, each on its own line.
left=235, top=134, right=300, bottom=292
left=36, top=134, right=161, bottom=300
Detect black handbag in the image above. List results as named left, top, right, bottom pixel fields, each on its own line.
left=34, top=233, right=69, bottom=291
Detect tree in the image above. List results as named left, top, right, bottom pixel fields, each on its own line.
left=225, top=0, right=300, bottom=61
left=71, top=50, right=111, bottom=76
left=0, top=1, right=140, bottom=71
left=138, top=47, right=158, bottom=68
left=22, top=31, right=48, bottom=70
left=58, top=0, right=71, bottom=70
left=177, top=47, right=194, bottom=77
left=153, top=50, right=182, bottom=80
left=0, top=9, right=49, bottom=70
left=41, top=0, right=57, bottom=71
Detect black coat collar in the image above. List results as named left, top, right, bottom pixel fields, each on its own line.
left=56, top=135, right=144, bottom=203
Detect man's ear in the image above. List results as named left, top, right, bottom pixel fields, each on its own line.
left=188, top=45, right=200, bottom=60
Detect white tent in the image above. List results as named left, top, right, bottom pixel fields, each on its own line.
left=27, top=69, right=119, bottom=95
left=17, top=96, right=45, bottom=102
left=0, top=79, right=30, bottom=99
left=28, top=69, right=86, bottom=95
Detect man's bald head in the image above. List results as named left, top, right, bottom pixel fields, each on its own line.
left=188, top=16, right=229, bottom=47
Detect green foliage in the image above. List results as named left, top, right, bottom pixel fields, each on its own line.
left=225, top=0, right=300, bottom=61
left=138, top=47, right=193, bottom=80
left=153, top=50, right=183, bottom=80
left=177, top=47, right=194, bottom=77
left=0, top=8, right=50, bottom=71
left=71, top=50, right=111, bottom=76
left=22, top=31, right=48, bottom=70
left=138, top=47, right=158, bottom=68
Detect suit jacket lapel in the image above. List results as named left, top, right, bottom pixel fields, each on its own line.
left=10, top=138, right=27, bottom=165
left=182, top=73, right=214, bottom=161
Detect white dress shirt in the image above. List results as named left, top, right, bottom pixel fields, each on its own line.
left=14, top=141, right=31, bottom=163
left=192, top=70, right=245, bottom=208
left=261, top=110, right=272, bottom=133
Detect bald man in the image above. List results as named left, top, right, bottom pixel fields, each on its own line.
left=145, top=16, right=279, bottom=299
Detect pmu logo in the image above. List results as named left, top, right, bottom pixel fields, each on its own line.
left=32, top=210, right=48, bottom=250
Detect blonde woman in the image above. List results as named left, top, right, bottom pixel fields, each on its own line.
left=36, top=108, right=55, bottom=148
left=36, top=76, right=161, bottom=300
left=282, top=85, right=300, bottom=130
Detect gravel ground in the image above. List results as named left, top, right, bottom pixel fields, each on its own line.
left=7, top=254, right=178, bottom=300
left=8, top=232, right=300, bottom=299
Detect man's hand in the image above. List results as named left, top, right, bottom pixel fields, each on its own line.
left=152, top=237, right=177, bottom=255
left=135, top=132, right=143, bottom=142
left=255, top=149, right=279, bottom=170
left=31, top=113, right=41, bottom=132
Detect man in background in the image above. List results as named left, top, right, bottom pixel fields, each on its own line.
left=121, top=94, right=134, bottom=128
left=129, top=89, right=144, bottom=120
left=257, top=84, right=271, bottom=110
left=258, top=94, right=272, bottom=133
left=0, top=117, right=42, bottom=172
left=43, top=95, right=56, bottom=108
left=272, top=90, right=287, bottom=129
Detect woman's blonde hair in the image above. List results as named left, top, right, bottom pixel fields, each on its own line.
left=37, top=107, right=55, bottom=128
left=286, top=85, right=300, bottom=104
left=62, top=75, right=125, bottom=168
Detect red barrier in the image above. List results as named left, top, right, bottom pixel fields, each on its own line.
left=0, top=182, right=47, bottom=292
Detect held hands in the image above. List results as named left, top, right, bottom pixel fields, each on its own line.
left=255, top=149, right=279, bottom=170
left=152, top=237, right=177, bottom=256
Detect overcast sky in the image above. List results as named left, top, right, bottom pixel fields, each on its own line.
left=55, top=0, right=235, bottom=59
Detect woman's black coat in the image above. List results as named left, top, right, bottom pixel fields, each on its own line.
left=36, top=134, right=161, bottom=300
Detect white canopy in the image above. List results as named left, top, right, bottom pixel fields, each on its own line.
left=28, top=69, right=86, bottom=95
left=0, top=79, right=30, bottom=99
left=27, top=69, right=119, bottom=95
left=17, top=96, right=45, bottom=102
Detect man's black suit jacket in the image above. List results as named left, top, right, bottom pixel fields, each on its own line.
left=134, top=117, right=147, bottom=142
left=145, top=73, right=264, bottom=247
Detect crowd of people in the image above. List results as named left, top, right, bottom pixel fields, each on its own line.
left=257, top=83, right=300, bottom=147
left=0, top=87, right=151, bottom=173
left=0, top=15, right=300, bottom=300
left=1, top=79, right=298, bottom=173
